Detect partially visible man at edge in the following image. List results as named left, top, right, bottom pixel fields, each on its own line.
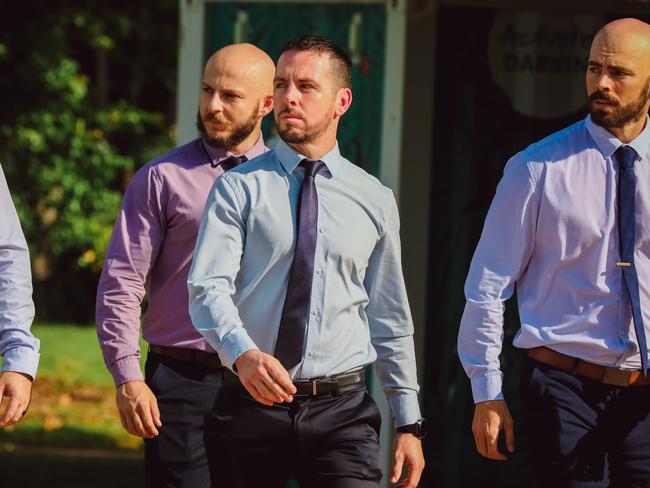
left=0, top=166, right=39, bottom=428
left=459, top=18, right=650, bottom=487
left=95, top=44, right=274, bottom=487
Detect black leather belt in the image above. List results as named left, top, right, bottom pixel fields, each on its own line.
left=149, top=344, right=223, bottom=369
left=224, top=368, right=365, bottom=397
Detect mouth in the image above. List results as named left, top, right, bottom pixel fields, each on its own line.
left=592, top=99, right=615, bottom=107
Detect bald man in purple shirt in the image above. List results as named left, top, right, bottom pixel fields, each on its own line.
left=96, top=44, right=274, bottom=487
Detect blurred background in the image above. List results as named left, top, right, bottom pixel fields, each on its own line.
left=1, top=0, right=649, bottom=487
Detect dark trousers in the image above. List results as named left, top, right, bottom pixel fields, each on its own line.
left=520, top=358, right=650, bottom=488
left=209, top=377, right=383, bottom=488
left=144, top=352, right=225, bottom=488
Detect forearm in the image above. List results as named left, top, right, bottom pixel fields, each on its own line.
left=188, top=174, right=256, bottom=371
left=373, top=336, right=421, bottom=427
left=457, top=299, right=506, bottom=403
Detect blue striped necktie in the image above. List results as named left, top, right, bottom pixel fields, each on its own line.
left=616, top=145, right=648, bottom=376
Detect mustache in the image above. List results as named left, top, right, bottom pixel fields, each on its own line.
left=204, top=111, right=228, bottom=123
left=279, top=108, right=305, bottom=120
left=588, top=91, right=619, bottom=105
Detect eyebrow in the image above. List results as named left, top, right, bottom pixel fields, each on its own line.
left=273, top=76, right=320, bottom=85
left=588, top=60, right=634, bottom=74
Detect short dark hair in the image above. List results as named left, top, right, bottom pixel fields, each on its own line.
left=279, top=35, right=352, bottom=90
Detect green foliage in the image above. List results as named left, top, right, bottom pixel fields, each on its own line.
left=0, top=2, right=177, bottom=322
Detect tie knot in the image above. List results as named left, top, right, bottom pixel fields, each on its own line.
left=616, top=145, right=638, bottom=170
left=219, top=155, right=248, bottom=171
left=299, top=159, right=325, bottom=178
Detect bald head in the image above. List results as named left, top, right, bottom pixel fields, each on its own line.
left=204, top=43, right=275, bottom=96
left=586, top=18, right=650, bottom=139
left=591, top=18, right=650, bottom=64
left=198, top=44, right=274, bottom=153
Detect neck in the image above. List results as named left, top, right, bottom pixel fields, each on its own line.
left=606, top=115, right=648, bottom=144
left=229, top=124, right=263, bottom=155
left=287, top=132, right=337, bottom=160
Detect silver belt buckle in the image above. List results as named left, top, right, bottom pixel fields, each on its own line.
left=602, top=367, right=633, bottom=387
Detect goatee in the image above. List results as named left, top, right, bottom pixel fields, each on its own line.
left=196, top=106, right=259, bottom=150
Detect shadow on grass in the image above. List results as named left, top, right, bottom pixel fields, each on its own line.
left=0, top=447, right=143, bottom=488
left=0, top=423, right=141, bottom=450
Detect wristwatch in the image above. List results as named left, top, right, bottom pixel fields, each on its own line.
left=397, top=417, right=427, bottom=439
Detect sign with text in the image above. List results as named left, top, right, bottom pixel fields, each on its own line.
left=488, top=12, right=605, bottom=119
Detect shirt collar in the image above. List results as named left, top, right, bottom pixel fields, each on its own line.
left=273, top=139, right=342, bottom=177
left=201, top=133, right=267, bottom=166
left=585, top=114, right=650, bottom=161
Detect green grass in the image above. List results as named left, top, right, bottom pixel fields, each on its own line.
left=31, top=323, right=147, bottom=387
left=0, top=323, right=148, bottom=451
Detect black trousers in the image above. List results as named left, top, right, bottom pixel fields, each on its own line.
left=209, top=377, right=383, bottom=488
left=144, top=352, right=225, bottom=488
left=520, top=358, right=650, bottom=488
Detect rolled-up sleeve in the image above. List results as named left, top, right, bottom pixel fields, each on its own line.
left=364, top=193, right=421, bottom=427
left=0, top=165, right=39, bottom=379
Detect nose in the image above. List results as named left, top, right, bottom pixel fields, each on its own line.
left=283, top=83, right=299, bottom=106
left=595, top=72, right=613, bottom=92
left=207, top=94, right=224, bottom=113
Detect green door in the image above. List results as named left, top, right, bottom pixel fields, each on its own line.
left=205, top=2, right=386, bottom=176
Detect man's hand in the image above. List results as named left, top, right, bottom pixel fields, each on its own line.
left=234, top=349, right=296, bottom=406
left=116, top=380, right=162, bottom=438
left=472, top=399, right=515, bottom=460
left=390, top=433, right=425, bottom=488
left=0, top=371, right=33, bottom=427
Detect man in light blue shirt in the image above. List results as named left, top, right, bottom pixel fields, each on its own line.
left=0, top=165, right=39, bottom=427
left=458, top=18, right=650, bottom=487
left=189, top=35, right=424, bottom=487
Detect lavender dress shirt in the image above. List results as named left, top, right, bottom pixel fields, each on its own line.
left=96, top=136, right=267, bottom=386
left=458, top=115, right=650, bottom=403
left=0, top=165, right=39, bottom=379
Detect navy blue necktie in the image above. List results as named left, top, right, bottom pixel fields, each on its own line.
left=275, top=159, right=325, bottom=369
left=616, top=145, right=648, bottom=376
left=217, top=154, right=247, bottom=171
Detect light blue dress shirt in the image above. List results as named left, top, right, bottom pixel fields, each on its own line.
left=458, top=115, right=650, bottom=404
left=0, top=165, right=39, bottom=379
left=188, top=140, right=421, bottom=427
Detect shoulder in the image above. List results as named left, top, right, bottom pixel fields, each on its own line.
left=129, top=139, right=204, bottom=187
left=518, top=119, right=589, bottom=164
left=340, top=157, right=394, bottom=200
left=504, top=119, right=591, bottom=182
left=220, top=150, right=285, bottom=185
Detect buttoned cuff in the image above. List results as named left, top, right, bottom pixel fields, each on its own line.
left=217, top=328, right=258, bottom=371
left=109, top=356, right=145, bottom=386
left=390, top=392, right=422, bottom=428
left=1, top=346, right=39, bottom=380
left=470, top=373, right=504, bottom=403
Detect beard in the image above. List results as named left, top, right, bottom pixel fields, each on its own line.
left=276, top=108, right=332, bottom=145
left=196, top=104, right=259, bottom=150
left=589, top=79, right=650, bottom=129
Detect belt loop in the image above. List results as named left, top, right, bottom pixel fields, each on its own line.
left=569, top=357, right=581, bottom=375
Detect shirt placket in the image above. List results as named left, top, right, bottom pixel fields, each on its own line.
left=299, top=189, right=328, bottom=380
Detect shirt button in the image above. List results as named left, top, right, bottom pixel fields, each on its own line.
left=307, top=351, right=315, bottom=358
left=319, top=227, right=325, bottom=234
left=312, top=309, right=320, bottom=317
left=316, top=268, right=323, bottom=275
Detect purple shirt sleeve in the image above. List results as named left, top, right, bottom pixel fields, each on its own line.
left=96, top=164, right=167, bottom=386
